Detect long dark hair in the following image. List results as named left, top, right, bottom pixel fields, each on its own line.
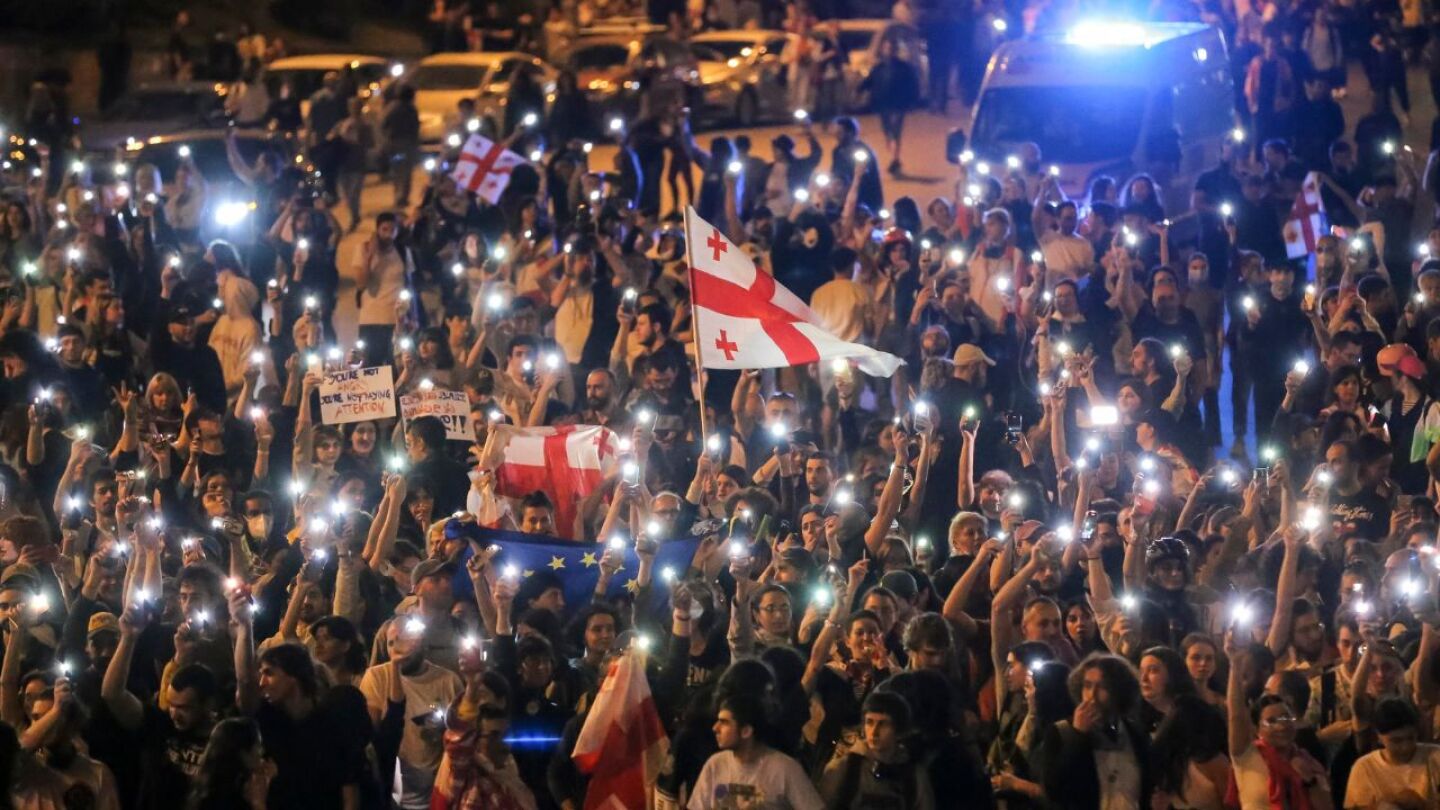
left=0, top=722, right=18, bottom=810
left=189, top=717, right=262, bottom=810
left=1030, top=661, right=1075, bottom=729
left=1140, top=646, right=1197, bottom=702
left=1151, top=694, right=1226, bottom=794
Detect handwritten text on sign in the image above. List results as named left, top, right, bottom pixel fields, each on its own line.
left=399, top=388, right=471, bottom=441
left=319, top=366, right=397, bottom=424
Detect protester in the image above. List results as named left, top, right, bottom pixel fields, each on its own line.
left=6, top=4, right=1440, bottom=809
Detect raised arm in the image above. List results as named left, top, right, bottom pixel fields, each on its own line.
left=1225, top=630, right=1254, bottom=760
left=1266, top=528, right=1303, bottom=655
left=900, top=430, right=938, bottom=531
left=862, top=435, right=908, bottom=557
left=231, top=588, right=259, bottom=715
left=956, top=420, right=976, bottom=509
left=941, top=538, right=1002, bottom=640
left=101, top=605, right=148, bottom=731
left=802, top=559, right=865, bottom=692
left=224, top=131, right=259, bottom=187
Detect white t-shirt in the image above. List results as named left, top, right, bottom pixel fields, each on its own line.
left=1344, top=744, right=1440, bottom=809
left=1039, top=231, right=1096, bottom=284
left=553, top=285, right=594, bottom=363
left=967, top=248, right=1020, bottom=326
left=356, top=244, right=408, bottom=326
left=360, top=661, right=463, bottom=810
left=688, top=748, right=825, bottom=810
left=809, top=278, right=869, bottom=343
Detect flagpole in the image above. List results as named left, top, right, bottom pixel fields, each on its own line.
left=683, top=205, right=711, bottom=446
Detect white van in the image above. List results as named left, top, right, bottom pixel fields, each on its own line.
left=967, top=22, right=1236, bottom=213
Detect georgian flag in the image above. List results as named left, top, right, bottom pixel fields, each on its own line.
left=475, top=424, right=619, bottom=539
left=685, top=208, right=903, bottom=376
left=450, top=134, right=526, bottom=204
left=572, top=649, right=668, bottom=810
left=1283, top=172, right=1327, bottom=259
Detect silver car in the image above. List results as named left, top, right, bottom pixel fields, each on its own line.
left=79, top=82, right=229, bottom=155
left=688, top=31, right=792, bottom=127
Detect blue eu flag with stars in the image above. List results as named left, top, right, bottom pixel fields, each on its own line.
left=457, top=527, right=703, bottom=619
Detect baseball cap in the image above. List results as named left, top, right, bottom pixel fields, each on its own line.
left=952, top=344, right=996, bottom=367
left=88, top=612, right=121, bottom=639
left=879, top=570, right=918, bottom=601
left=410, top=557, right=457, bottom=586
left=1378, top=343, right=1425, bottom=379
left=1013, top=520, right=1047, bottom=545
left=0, top=565, right=40, bottom=593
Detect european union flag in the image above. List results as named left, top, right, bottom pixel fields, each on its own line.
left=463, top=527, right=703, bottom=620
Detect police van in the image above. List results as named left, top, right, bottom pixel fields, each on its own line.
left=967, top=21, right=1236, bottom=213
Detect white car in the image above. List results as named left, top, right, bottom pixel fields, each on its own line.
left=408, top=52, right=557, bottom=145
left=266, top=54, right=394, bottom=119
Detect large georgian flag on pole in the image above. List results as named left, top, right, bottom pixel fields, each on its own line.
left=1283, top=171, right=1327, bottom=259
left=477, top=424, right=618, bottom=539
left=572, top=648, right=668, bottom=810
left=685, top=208, right=903, bottom=376
left=451, top=134, right=526, bottom=204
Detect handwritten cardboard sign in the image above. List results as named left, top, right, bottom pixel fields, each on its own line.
left=400, top=388, right=471, bottom=441
left=319, top=366, right=396, bottom=424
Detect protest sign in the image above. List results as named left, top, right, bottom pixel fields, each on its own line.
left=319, top=366, right=396, bottom=424
left=400, top=388, right=470, bottom=440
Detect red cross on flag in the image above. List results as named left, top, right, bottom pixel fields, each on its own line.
left=1283, top=171, right=1328, bottom=259
left=450, top=133, right=527, bottom=204
left=685, top=208, right=903, bottom=376
left=477, top=424, right=619, bottom=539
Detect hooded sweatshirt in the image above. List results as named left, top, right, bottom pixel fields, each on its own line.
left=207, top=271, right=264, bottom=397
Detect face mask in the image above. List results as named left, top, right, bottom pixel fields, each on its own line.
left=247, top=515, right=272, bottom=539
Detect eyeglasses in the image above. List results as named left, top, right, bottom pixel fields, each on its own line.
left=1260, top=714, right=1296, bottom=727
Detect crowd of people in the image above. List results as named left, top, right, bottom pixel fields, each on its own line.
left=9, top=0, right=1440, bottom=808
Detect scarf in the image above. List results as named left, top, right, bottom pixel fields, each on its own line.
left=1223, top=740, right=1315, bottom=810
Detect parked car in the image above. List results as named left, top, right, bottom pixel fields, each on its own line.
left=688, top=30, right=792, bottom=127
left=265, top=53, right=393, bottom=119
left=556, top=35, right=644, bottom=101
left=834, top=19, right=929, bottom=110
left=408, top=52, right=558, bottom=145
left=574, top=18, right=664, bottom=39
left=78, top=82, right=229, bottom=155
left=553, top=34, right=679, bottom=136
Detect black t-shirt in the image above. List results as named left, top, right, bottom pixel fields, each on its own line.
left=255, top=694, right=367, bottom=810
left=1193, top=164, right=1243, bottom=207
left=1387, top=397, right=1434, bottom=495
left=1328, top=486, right=1391, bottom=540
left=1131, top=308, right=1208, bottom=360
left=138, top=704, right=209, bottom=810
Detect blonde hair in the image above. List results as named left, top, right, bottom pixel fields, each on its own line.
left=147, top=372, right=183, bottom=410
